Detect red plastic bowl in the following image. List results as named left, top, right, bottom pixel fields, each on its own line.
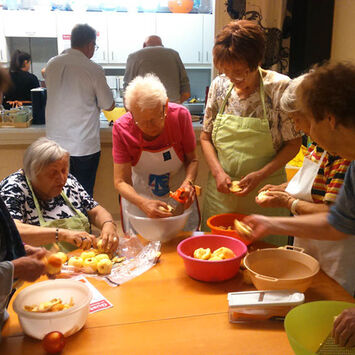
left=177, top=234, right=248, bottom=282
left=207, top=213, right=251, bottom=246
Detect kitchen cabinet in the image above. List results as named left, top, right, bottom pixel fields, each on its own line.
left=0, top=12, right=8, bottom=63
left=3, top=10, right=57, bottom=37
left=107, top=13, right=156, bottom=64
left=56, top=12, right=108, bottom=64
left=202, top=14, right=214, bottom=64
left=156, top=13, right=203, bottom=64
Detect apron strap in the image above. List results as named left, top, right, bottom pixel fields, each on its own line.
left=218, top=83, right=234, bottom=115
left=25, top=175, right=46, bottom=225
left=60, top=191, right=86, bottom=217
left=258, top=67, right=268, bottom=121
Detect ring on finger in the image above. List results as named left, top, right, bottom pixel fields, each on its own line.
left=113, top=237, right=118, bottom=242
left=81, top=237, right=87, bottom=241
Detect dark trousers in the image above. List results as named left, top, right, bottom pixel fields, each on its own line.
left=69, top=151, right=101, bottom=197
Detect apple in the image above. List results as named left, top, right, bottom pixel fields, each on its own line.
left=42, top=331, right=65, bottom=354
left=68, top=256, right=83, bottom=268
left=54, top=252, right=68, bottom=264
left=46, top=254, right=63, bottom=275
left=83, top=257, right=97, bottom=272
left=96, top=239, right=105, bottom=253
left=97, top=259, right=112, bottom=275
left=80, top=250, right=96, bottom=260
left=211, top=247, right=236, bottom=260
left=193, top=248, right=211, bottom=260
left=95, top=253, right=110, bottom=262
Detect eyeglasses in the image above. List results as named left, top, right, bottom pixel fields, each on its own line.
left=134, top=106, right=166, bottom=129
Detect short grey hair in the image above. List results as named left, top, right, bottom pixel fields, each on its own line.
left=71, top=24, right=96, bottom=48
left=124, top=74, right=167, bottom=111
left=23, top=137, right=69, bottom=182
left=281, top=74, right=308, bottom=113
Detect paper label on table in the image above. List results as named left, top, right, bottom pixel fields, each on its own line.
left=73, top=276, right=113, bottom=314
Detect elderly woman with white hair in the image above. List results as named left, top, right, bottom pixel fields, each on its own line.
left=113, top=74, right=199, bottom=231
left=255, top=74, right=352, bottom=293
left=0, top=137, right=119, bottom=253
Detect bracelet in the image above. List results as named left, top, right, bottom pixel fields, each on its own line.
left=102, top=220, right=117, bottom=228
left=290, top=199, right=300, bottom=216
left=55, top=228, right=59, bottom=242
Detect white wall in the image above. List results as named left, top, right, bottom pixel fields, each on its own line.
left=331, top=0, right=355, bottom=63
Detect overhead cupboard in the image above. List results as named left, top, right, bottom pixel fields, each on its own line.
left=0, top=10, right=214, bottom=66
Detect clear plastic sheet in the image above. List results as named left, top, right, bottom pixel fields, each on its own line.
left=59, top=234, right=161, bottom=287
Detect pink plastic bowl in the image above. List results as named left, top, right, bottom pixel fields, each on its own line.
left=177, top=234, right=248, bottom=282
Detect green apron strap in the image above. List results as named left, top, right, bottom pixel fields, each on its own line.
left=218, top=83, right=234, bottom=115
left=258, top=67, right=268, bottom=121
left=25, top=175, right=46, bottom=225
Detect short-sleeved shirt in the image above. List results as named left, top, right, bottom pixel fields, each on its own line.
left=328, top=161, right=355, bottom=235
left=45, top=48, right=113, bottom=156
left=307, top=142, right=351, bottom=204
left=0, top=170, right=98, bottom=225
left=203, top=70, right=301, bottom=152
left=123, top=46, right=190, bottom=104
left=112, top=103, right=196, bottom=165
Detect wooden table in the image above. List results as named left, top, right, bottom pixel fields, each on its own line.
left=1, top=237, right=354, bottom=355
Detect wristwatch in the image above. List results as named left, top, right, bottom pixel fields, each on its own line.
left=290, top=199, right=300, bottom=216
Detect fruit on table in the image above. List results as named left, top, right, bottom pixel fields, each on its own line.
left=95, top=253, right=110, bottom=262
left=42, top=331, right=66, bottom=354
left=80, top=250, right=96, bottom=260
left=229, top=181, right=242, bottom=193
left=83, top=257, right=97, bottom=272
left=97, top=259, right=113, bottom=275
left=68, top=256, right=83, bottom=268
left=45, top=254, right=63, bottom=275
left=54, top=251, right=68, bottom=264
left=234, top=219, right=253, bottom=236
left=193, top=247, right=211, bottom=260
left=211, top=247, right=236, bottom=260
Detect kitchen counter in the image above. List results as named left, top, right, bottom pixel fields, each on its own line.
left=0, top=120, right=203, bottom=146
left=2, top=239, right=354, bottom=354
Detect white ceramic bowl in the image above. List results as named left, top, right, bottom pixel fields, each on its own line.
left=13, top=279, right=92, bottom=340
left=126, top=205, right=192, bottom=242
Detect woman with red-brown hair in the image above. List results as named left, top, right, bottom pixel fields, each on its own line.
left=200, top=20, right=301, bottom=244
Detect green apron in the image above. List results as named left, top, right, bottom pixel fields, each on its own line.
left=202, top=68, right=288, bottom=246
left=26, top=176, right=91, bottom=253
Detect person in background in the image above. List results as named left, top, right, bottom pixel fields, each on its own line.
left=3, top=50, right=40, bottom=108
left=255, top=74, right=351, bottom=291
left=0, top=66, right=46, bottom=339
left=123, top=35, right=191, bottom=104
left=242, top=62, right=355, bottom=346
left=0, top=137, right=119, bottom=254
left=113, top=74, right=199, bottom=231
left=200, top=20, right=301, bottom=244
left=44, top=24, right=115, bottom=197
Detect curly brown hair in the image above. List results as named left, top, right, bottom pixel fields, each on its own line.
left=213, top=20, right=266, bottom=72
left=296, top=62, right=355, bottom=128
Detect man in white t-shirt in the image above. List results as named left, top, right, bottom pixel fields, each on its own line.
left=45, top=24, right=115, bottom=196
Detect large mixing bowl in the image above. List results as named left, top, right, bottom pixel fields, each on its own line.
left=13, top=279, right=92, bottom=340
left=244, top=246, right=320, bottom=292
left=285, top=301, right=355, bottom=354
left=126, top=205, right=192, bottom=242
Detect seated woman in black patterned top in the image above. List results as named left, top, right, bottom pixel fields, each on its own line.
left=0, top=137, right=119, bottom=253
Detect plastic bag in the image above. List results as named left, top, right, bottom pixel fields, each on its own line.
left=59, top=233, right=161, bottom=287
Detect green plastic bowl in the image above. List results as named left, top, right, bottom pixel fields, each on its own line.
left=284, top=301, right=355, bottom=354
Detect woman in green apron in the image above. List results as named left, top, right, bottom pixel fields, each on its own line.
left=200, top=20, right=301, bottom=245
left=0, top=138, right=119, bottom=253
